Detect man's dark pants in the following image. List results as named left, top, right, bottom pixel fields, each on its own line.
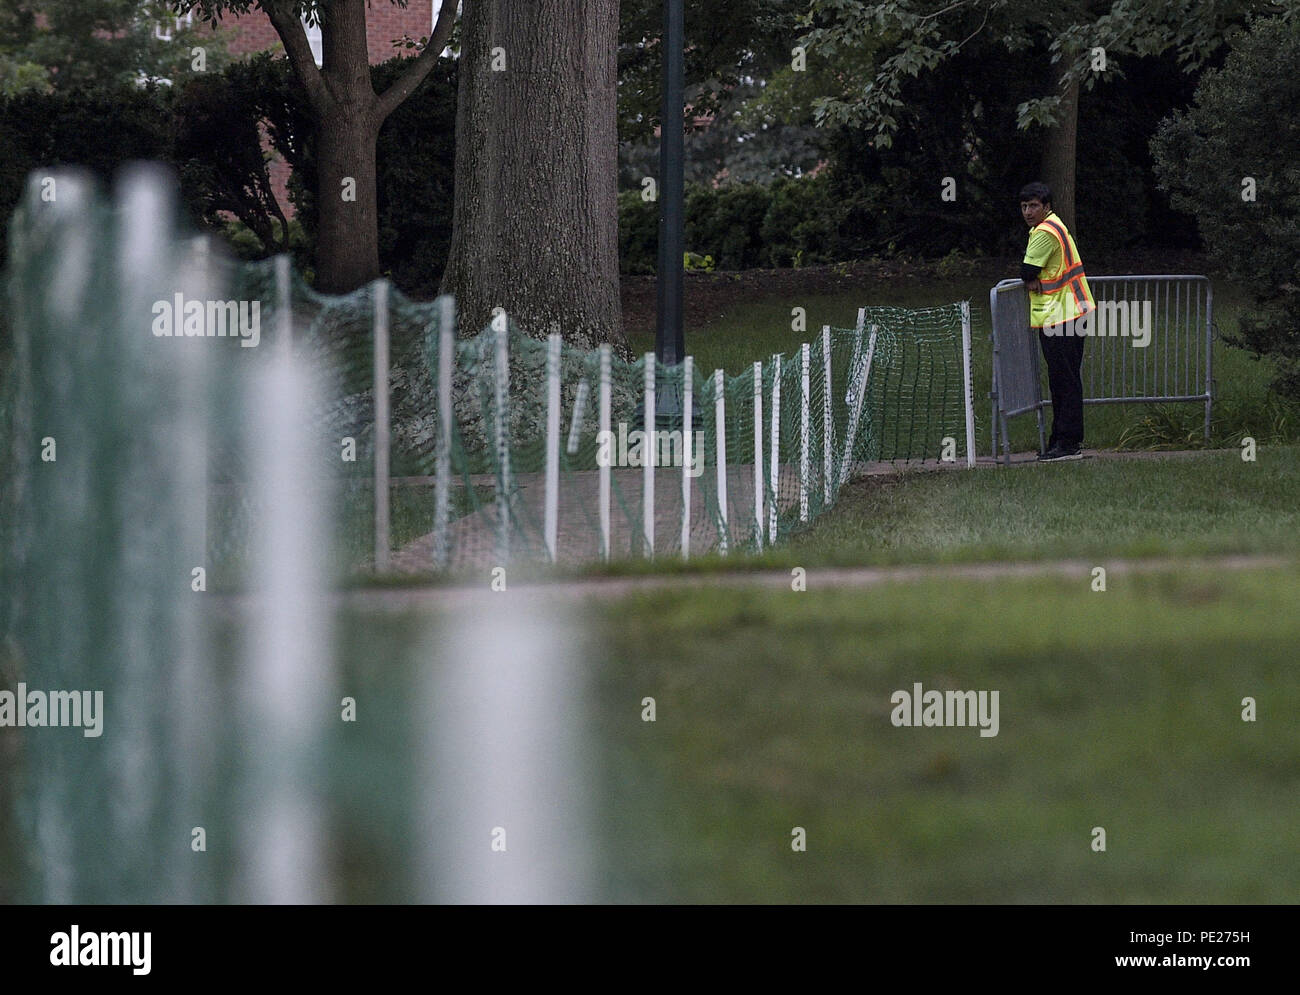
left=1037, top=327, right=1086, bottom=449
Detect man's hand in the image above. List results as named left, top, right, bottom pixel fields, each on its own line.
left=1025, top=278, right=1042, bottom=293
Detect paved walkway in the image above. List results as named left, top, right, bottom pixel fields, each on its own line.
left=389, top=462, right=807, bottom=572
left=339, top=553, right=1293, bottom=611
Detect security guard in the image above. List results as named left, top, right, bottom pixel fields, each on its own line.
left=1019, top=181, right=1095, bottom=461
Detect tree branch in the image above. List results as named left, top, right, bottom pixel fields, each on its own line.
left=916, top=1, right=969, bottom=27
left=374, top=0, right=458, bottom=122
left=263, top=0, right=331, bottom=114
left=951, top=5, right=989, bottom=54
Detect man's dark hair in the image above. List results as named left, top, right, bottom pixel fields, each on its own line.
left=1019, top=182, right=1053, bottom=206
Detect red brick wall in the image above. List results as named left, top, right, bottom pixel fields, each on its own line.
left=361, top=0, right=438, bottom=63
left=223, top=9, right=280, bottom=58
left=223, top=2, right=437, bottom=63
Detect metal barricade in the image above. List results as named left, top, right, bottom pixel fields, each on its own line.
left=989, top=276, right=1213, bottom=463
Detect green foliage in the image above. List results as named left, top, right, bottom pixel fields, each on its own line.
left=1115, top=394, right=1297, bottom=452
left=618, top=1, right=1216, bottom=263
left=220, top=215, right=310, bottom=260
left=683, top=251, right=714, bottom=273
left=619, top=74, right=829, bottom=189
left=171, top=57, right=297, bottom=257
left=816, top=41, right=1045, bottom=260
left=619, top=175, right=844, bottom=274
left=934, top=248, right=978, bottom=279
left=617, top=189, right=658, bottom=275
left=1152, top=13, right=1300, bottom=403
left=1076, top=53, right=1202, bottom=256
left=171, top=51, right=456, bottom=295
left=0, top=82, right=173, bottom=269
left=697, top=42, right=1203, bottom=263
left=1, top=48, right=456, bottom=297
left=760, top=175, right=837, bottom=268
left=0, top=0, right=233, bottom=92
left=0, top=59, right=48, bottom=97
left=690, top=184, right=769, bottom=270
left=801, top=0, right=1253, bottom=144
left=617, top=0, right=797, bottom=144
left=371, top=57, right=457, bottom=297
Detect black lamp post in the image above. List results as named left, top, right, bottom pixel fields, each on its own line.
left=653, top=0, right=685, bottom=421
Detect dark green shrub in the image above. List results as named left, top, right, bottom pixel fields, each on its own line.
left=618, top=189, right=658, bottom=274
left=0, top=82, right=172, bottom=270
left=761, top=174, right=837, bottom=267
left=371, top=58, right=457, bottom=298
left=706, top=184, right=769, bottom=270
left=1152, top=14, right=1300, bottom=403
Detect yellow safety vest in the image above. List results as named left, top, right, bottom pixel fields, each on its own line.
left=1027, top=214, right=1095, bottom=329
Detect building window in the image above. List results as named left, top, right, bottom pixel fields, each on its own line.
left=154, top=10, right=193, bottom=42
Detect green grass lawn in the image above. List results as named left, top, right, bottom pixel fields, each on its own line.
left=788, top=445, right=1300, bottom=567
left=579, top=563, right=1300, bottom=902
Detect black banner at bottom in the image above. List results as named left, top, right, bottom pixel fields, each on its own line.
left=0, top=905, right=1281, bottom=983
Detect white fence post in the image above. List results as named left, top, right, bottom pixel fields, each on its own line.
left=493, top=313, right=511, bottom=565
left=822, top=325, right=833, bottom=507
left=839, top=323, right=878, bottom=488
left=769, top=353, right=781, bottom=541
left=846, top=316, right=863, bottom=397
left=961, top=300, right=976, bottom=469
left=753, top=361, right=763, bottom=550
left=372, top=279, right=390, bottom=572
left=544, top=333, right=561, bottom=562
left=275, top=254, right=291, bottom=358
left=432, top=297, right=454, bottom=570
left=800, top=341, right=809, bottom=523
left=643, top=352, right=655, bottom=559
left=714, top=368, right=728, bottom=556
left=681, top=356, right=693, bottom=560
left=841, top=311, right=864, bottom=472
left=183, top=236, right=212, bottom=575
left=566, top=379, right=589, bottom=455
left=598, top=345, right=611, bottom=561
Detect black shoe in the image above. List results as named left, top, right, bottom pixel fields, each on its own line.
left=1038, top=444, right=1082, bottom=462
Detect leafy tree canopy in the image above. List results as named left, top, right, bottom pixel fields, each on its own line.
left=799, top=0, right=1271, bottom=146
left=0, top=0, right=233, bottom=94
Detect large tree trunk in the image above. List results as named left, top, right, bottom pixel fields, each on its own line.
left=311, top=0, right=381, bottom=292
left=442, top=0, right=625, bottom=351
left=314, top=108, right=381, bottom=292
left=1040, top=74, right=1079, bottom=232
left=263, top=0, right=457, bottom=294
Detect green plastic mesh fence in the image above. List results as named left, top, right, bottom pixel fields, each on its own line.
left=225, top=263, right=975, bottom=576
left=3, top=169, right=977, bottom=591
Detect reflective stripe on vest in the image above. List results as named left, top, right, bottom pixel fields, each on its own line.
left=1040, top=262, right=1084, bottom=292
